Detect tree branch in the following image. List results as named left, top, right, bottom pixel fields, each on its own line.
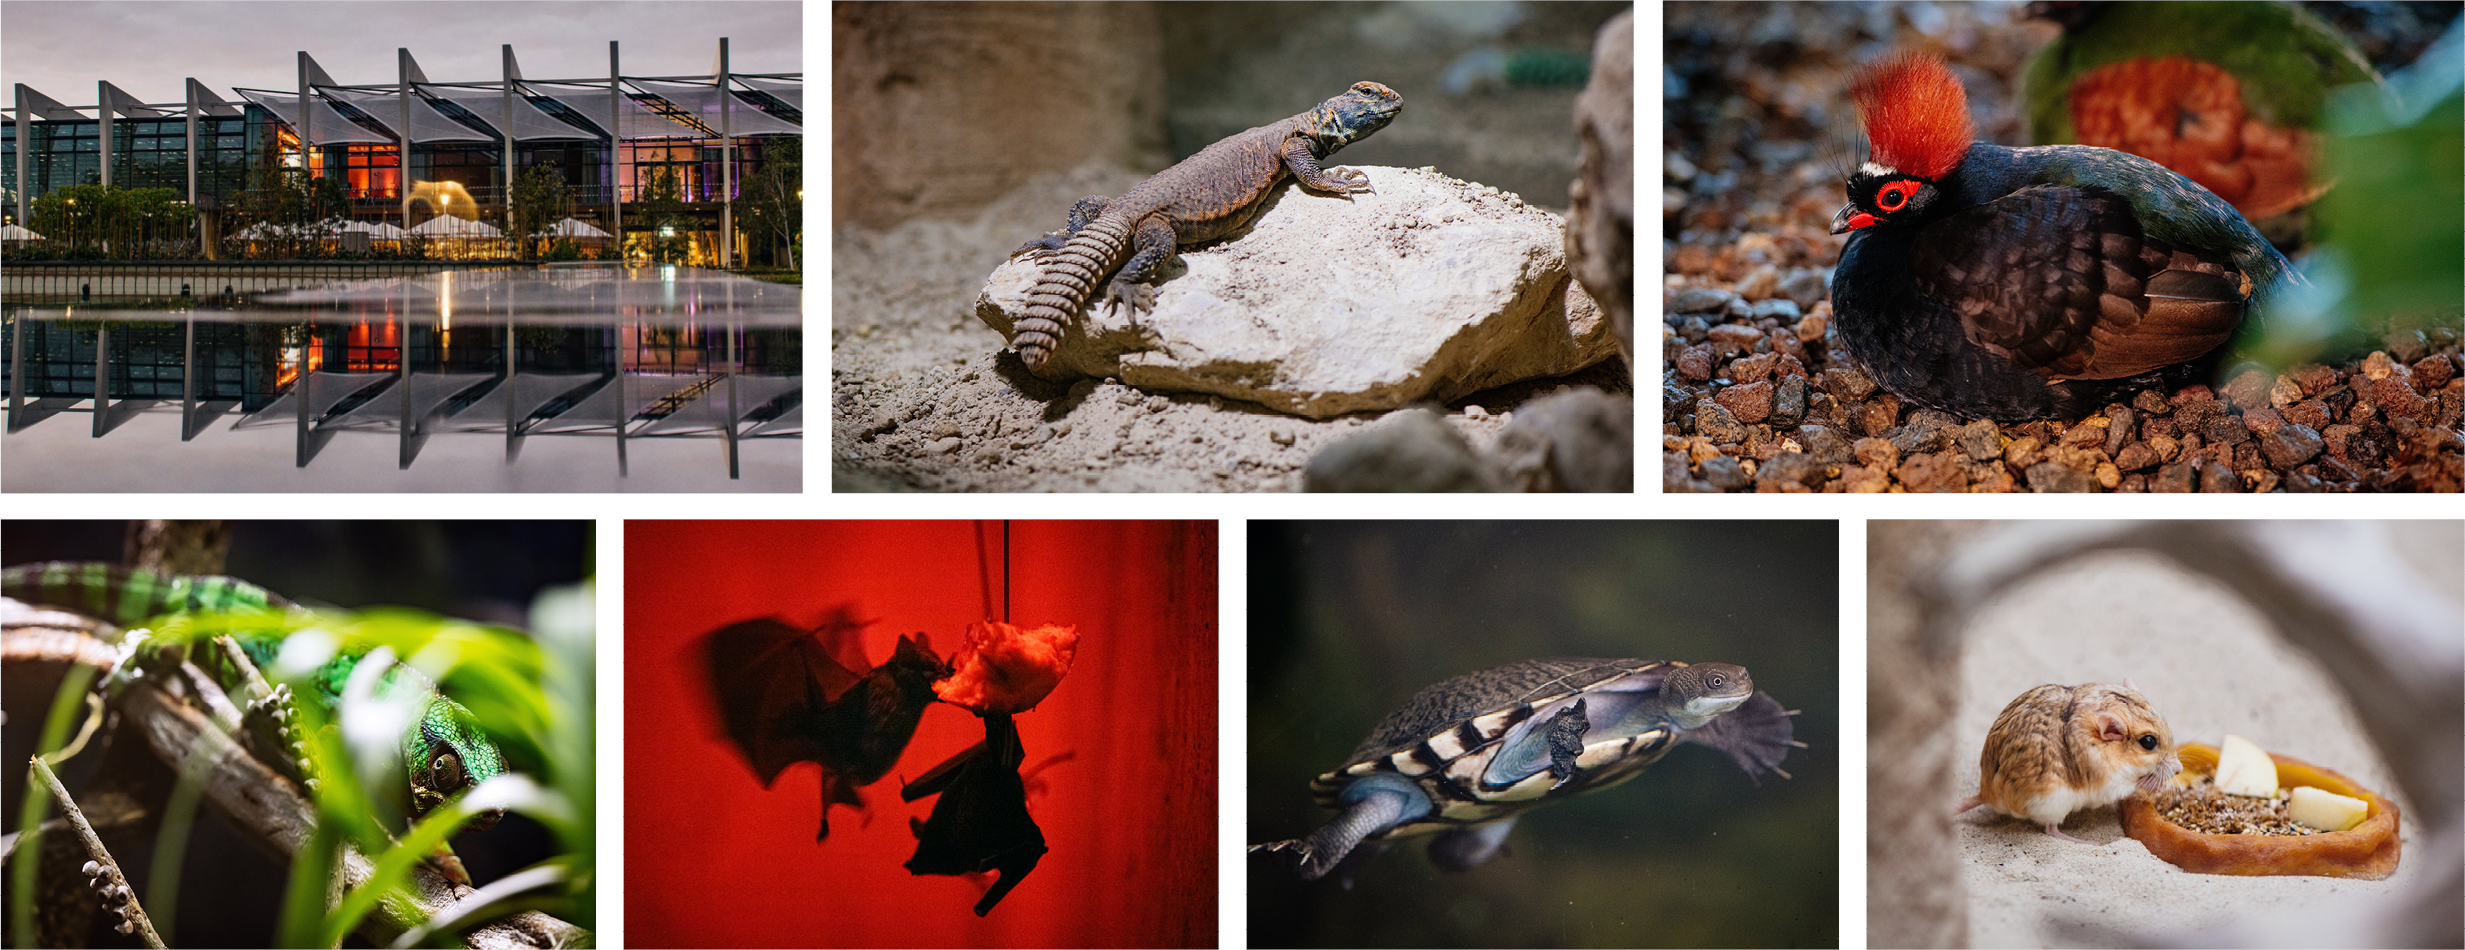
left=30, top=755, right=167, bottom=949
left=117, top=677, right=589, bottom=949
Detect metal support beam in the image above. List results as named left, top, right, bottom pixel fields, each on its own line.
left=503, top=44, right=518, bottom=253
left=609, top=41, right=621, bottom=257
left=97, top=81, right=111, bottom=188
left=295, top=327, right=312, bottom=468
left=400, top=48, right=421, bottom=235
left=7, top=312, right=24, bottom=431
left=91, top=322, right=109, bottom=437
left=181, top=317, right=197, bottom=441
left=12, top=89, right=26, bottom=224
left=185, top=79, right=199, bottom=248
left=298, top=52, right=313, bottom=180
left=718, top=37, right=733, bottom=269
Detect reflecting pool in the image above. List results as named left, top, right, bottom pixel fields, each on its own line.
left=2, top=263, right=800, bottom=492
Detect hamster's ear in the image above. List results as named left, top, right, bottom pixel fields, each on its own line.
left=2096, top=711, right=2129, bottom=743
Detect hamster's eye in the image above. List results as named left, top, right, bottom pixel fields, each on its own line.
left=2138, top=735, right=2158, bottom=751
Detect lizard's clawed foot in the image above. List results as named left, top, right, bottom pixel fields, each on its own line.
left=1101, top=279, right=1157, bottom=317
left=1325, top=166, right=1374, bottom=194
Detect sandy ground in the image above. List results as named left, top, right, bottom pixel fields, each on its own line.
left=1950, top=550, right=2442, bottom=947
left=1, top=404, right=798, bottom=492
left=829, top=163, right=1626, bottom=491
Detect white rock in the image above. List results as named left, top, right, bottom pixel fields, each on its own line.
left=976, top=166, right=1617, bottom=418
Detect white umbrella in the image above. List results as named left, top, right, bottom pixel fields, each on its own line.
left=0, top=223, right=43, bottom=242
left=409, top=215, right=503, bottom=238
left=536, top=216, right=611, bottom=239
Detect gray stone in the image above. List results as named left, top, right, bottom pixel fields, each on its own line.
left=1952, top=419, right=2002, bottom=461
left=1492, top=387, right=1634, bottom=492
left=1668, top=286, right=1739, bottom=314
left=1755, top=451, right=1824, bottom=491
left=978, top=166, right=1616, bottom=417
left=1778, top=268, right=1829, bottom=309
left=2025, top=460, right=2096, bottom=493
left=1303, top=408, right=1498, bottom=492
left=1696, top=400, right=1746, bottom=443
left=1768, top=374, right=1807, bottom=427
left=1750, top=298, right=1800, bottom=322
left=1798, top=424, right=1854, bottom=466
left=1699, top=454, right=1749, bottom=491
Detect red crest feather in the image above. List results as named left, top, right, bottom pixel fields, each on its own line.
left=1851, top=51, right=1974, bottom=180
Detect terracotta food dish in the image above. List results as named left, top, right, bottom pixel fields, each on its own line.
left=2121, top=742, right=2401, bottom=880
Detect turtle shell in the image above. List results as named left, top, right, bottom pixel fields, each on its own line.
left=1307, top=658, right=1695, bottom=836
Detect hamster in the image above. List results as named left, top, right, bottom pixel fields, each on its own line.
left=1953, top=682, right=2181, bottom=844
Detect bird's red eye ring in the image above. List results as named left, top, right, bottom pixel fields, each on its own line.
left=1876, top=180, right=1918, bottom=213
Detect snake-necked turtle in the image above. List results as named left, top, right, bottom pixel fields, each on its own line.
left=1252, top=657, right=1801, bottom=882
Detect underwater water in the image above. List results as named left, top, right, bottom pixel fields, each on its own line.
left=1247, top=521, right=1842, bottom=949
left=1, top=264, right=800, bottom=492
left=623, top=521, right=1219, bottom=948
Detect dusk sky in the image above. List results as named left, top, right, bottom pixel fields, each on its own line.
left=1, top=1, right=800, bottom=107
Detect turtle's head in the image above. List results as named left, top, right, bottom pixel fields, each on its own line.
left=404, top=695, right=508, bottom=832
left=1662, top=662, right=1754, bottom=730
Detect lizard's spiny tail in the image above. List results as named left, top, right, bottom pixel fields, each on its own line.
left=1014, top=215, right=1134, bottom=372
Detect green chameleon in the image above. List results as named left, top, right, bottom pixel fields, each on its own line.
left=2, top=561, right=508, bottom=831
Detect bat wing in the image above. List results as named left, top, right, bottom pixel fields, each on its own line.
left=700, top=617, right=862, bottom=787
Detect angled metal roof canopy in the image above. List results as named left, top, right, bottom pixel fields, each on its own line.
left=737, top=77, right=800, bottom=112
left=423, top=86, right=599, bottom=140
left=632, top=79, right=801, bottom=136
left=236, top=89, right=393, bottom=144
left=530, top=82, right=704, bottom=140
left=99, top=82, right=167, bottom=117
left=188, top=80, right=243, bottom=117
left=323, top=87, right=496, bottom=142
left=14, top=84, right=89, bottom=120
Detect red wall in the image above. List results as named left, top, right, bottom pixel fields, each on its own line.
left=625, top=521, right=1218, bottom=949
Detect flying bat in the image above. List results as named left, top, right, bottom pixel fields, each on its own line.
left=700, top=617, right=951, bottom=840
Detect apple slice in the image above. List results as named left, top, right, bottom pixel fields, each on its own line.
left=2288, top=785, right=2369, bottom=832
left=2214, top=733, right=2278, bottom=798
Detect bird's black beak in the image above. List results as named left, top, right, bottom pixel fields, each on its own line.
left=1829, top=204, right=1878, bottom=235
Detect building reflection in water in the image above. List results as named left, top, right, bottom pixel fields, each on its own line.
left=2, top=264, right=799, bottom=481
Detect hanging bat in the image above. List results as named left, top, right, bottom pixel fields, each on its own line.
left=699, top=617, right=951, bottom=840
left=901, top=711, right=1049, bottom=917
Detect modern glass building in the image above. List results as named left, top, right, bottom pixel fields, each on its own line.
left=3, top=39, right=799, bottom=265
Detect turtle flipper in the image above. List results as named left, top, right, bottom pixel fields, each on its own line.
left=1251, top=773, right=1428, bottom=881
left=1680, top=691, right=1800, bottom=780
left=1426, top=816, right=1520, bottom=872
left=1545, top=699, right=1589, bottom=786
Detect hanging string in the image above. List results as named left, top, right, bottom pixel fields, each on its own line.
left=974, top=520, right=994, bottom=620
left=1002, top=519, right=1012, bottom=622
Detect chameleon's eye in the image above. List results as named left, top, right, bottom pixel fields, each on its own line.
left=432, top=751, right=466, bottom=792
left=1875, top=179, right=1919, bottom=213
left=2138, top=735, right=2158, bottom=751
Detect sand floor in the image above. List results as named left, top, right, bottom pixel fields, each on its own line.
left=1950, top=548, right=2444, bottom=947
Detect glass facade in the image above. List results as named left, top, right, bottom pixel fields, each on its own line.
left=0, top=115, right=250, bottom=212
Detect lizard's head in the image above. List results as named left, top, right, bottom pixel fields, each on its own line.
left=1305, top=81, right=1403, bottom=151
left=404, top=696, right=509, bottom=832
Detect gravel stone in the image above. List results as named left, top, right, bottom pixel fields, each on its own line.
left=1896, top=451, right=1967, bottom=492
left=1716, top=380, right=1775, bottom=424
left=2261, top=424, right=2324, bottom=469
